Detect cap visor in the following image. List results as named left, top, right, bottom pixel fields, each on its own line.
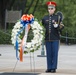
left=48, top=5, right=55, bottom=8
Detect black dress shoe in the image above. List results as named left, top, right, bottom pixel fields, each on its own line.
left=51, top=69, right=56, bottom=73
left=45, top=69, right=51, bottom=73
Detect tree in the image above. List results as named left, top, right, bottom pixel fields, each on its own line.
left=25, top=0, right=33, bottom=14
left=1, top=0, right=76, bottom=40
left=0, top=0, right=15, bottom=29
left=32, top=0, right=39, bottom=15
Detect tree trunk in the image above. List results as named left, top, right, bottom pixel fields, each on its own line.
left=0, top=0, right=6, bottom=28
left=7, top=0, right=15, bottom=10
left=0, top=0, right=15, bottom=29
left=25, top=0, right=34, bottom=14
left=32, top=0, right=39, bottom=15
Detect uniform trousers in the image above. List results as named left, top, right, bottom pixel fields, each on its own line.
left=45, top=40, right=59, bottom=70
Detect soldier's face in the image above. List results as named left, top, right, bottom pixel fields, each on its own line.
left=48, top=7, right=56, bottom=15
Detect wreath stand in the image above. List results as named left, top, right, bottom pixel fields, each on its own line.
left=11, top=14, right=44, bottom=74
left=13, top=51, right=36, bottom=73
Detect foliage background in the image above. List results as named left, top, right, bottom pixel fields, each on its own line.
left=0, top=0, right=76, bottom=44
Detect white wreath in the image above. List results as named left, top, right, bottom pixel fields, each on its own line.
left=11, top=20, right=44, bottom=53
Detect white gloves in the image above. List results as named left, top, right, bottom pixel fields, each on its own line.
left=53, top=22, right=58, bottom=28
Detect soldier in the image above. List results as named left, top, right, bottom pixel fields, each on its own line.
left=42, top=1, right=64, bottom=73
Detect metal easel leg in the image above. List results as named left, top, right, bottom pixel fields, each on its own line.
left=33, top=51, right=35, bottom=73
left=13, top=60, right=18, bottom=72
left=30, top=51, right=36, bottom=73
left=30, top=52, right=32, bottom=72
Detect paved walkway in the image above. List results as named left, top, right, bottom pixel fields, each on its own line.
left=0, top=44, right=76, bottom=75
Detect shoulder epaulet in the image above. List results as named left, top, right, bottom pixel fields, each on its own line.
left=43, top=15, right=49, bottom=19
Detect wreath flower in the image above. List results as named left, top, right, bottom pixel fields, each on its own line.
left=11, top=14, right=44, bottom=62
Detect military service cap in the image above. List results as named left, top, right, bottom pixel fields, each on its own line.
left=46, top=1, right=57, bottom=8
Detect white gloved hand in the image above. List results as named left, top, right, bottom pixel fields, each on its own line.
left=53, top=22, right=58, bottom=28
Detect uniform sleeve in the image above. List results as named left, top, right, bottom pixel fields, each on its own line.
left=57, top=15, right=64, bottom=30
left=56, top=11, right=64, bottom=30
left=42, top=18, right=45, bottom=28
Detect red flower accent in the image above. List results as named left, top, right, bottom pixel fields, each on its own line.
left=21, top=14, right=34, bottom=21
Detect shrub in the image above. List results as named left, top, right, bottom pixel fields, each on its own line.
left=0, top=30, right=11, bottom=44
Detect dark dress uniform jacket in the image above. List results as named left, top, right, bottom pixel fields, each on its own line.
left=42, top=14, right=63, bottom=41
